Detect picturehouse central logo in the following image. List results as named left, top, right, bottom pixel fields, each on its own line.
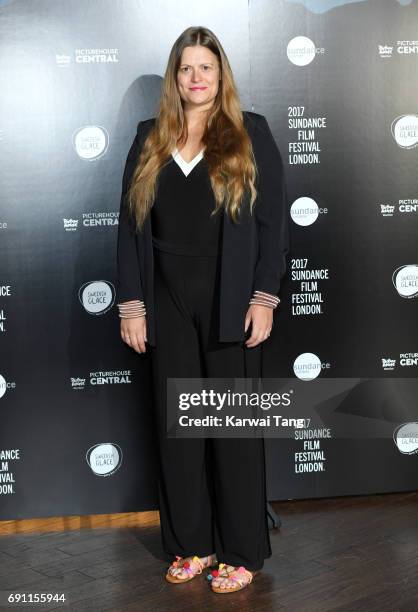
left=73, top=126, right=109, bottom=160
left=79, top=281, right=115, bottom=314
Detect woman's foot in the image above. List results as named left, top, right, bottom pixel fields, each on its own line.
left=208, top=563, right=258, bottom=593
left=166, top=553, right=217, bottom=583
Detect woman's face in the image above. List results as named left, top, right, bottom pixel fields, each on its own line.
left=177, top=45, right=221, bottom=112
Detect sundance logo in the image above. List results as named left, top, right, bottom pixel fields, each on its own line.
left=392, top=265, right=418, bottom=298
left=290, top=197, right=326, bottom=226
left=393, top=423, right=418, bottom=455
left=293, top=353, right=328, bottom=381
left=73, top=125, right=109, bottom=160
left=86, top=443, right=123, bottom=476
left=287, top=36, right=321, bottom=66
left=79, top=281, right=115, bottom=315
left=0, top=374, right=16, bottom=399
left=391, top=115, right=418, bottom=149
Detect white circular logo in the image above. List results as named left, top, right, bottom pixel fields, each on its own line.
left=73, top=125, right=109, bottom=160
left=393, top=423, right=418, bottom=455
left=290, top=197, right=319, bottom=226
left=392, top=265, right=418, bottom=298
left=287, top=36, right=316, bottom=66
left=86, top=443, right=123, bottom=476
left=0, top=374, right=7, bottom=399
left=79, top=280, right=115, bottom=314
left=391, top=115, right=418, bottom=149
left=293, top=353, right=322, bottom=380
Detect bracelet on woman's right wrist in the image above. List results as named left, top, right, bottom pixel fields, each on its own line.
left=117, top=300, right=146, bottom=318
left=249, top=290, right=280, bottom=309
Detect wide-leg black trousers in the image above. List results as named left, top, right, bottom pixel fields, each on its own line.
left=149, top=247, right=272, bottom=571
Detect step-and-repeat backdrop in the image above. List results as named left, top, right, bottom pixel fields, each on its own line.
left=1, top=0, right=417, bottom=520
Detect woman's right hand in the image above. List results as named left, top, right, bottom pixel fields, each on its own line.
left=120, top=317, right=147, bottom=353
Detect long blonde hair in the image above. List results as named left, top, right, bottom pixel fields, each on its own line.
left=127, top=26, right=258, bottom=232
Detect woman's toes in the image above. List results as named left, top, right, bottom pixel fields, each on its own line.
left=214, top=577, right=226, bottom=588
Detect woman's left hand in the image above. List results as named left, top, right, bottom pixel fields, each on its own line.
left=244, top=304, right=274, bottom=348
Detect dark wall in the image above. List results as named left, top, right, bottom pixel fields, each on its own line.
left=0, top=0, right=417, bottom=520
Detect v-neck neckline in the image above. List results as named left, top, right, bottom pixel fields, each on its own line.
left=171, top=147, right=205, bottom=177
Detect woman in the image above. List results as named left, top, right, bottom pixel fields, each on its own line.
left=116, top=26, right=289, bottom=594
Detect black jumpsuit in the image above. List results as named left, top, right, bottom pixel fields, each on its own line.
left=148, top=149, right=272, bottom=571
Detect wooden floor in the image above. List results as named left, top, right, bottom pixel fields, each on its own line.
left=0, top=491, right=417, bottom=611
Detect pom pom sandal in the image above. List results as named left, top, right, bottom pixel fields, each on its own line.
left=165, top=554, right=217, bottom=583
left=207, top=563, right=258, bottom=593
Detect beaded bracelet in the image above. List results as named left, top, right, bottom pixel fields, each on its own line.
left=249, top=290, right=280, bottom=309
left=117, top=300, right=146, bottom=318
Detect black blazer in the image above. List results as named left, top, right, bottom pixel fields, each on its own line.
left=116, top=111, right=289, bottom=347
